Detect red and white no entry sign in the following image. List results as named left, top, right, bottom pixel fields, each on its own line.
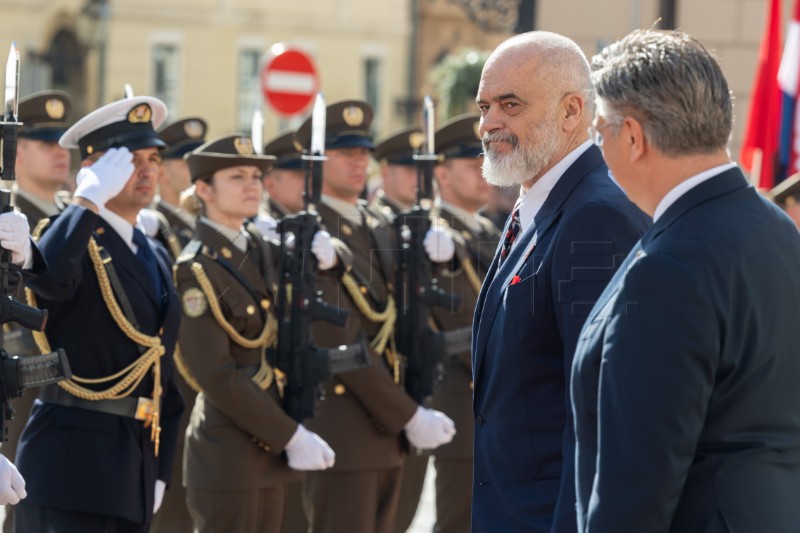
left=261, top=45, right=319, bottom=117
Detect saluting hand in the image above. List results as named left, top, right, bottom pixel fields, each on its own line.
left=404, top=406, right=456, bottom=450
left=74, top=147, right=135, bottom=210
left=0, top=211, right=33, bottom=267
left=284, top=425, right=336, bottom=471
left=0, top=455, right=26, bottom=505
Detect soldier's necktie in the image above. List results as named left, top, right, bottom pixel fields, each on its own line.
left=499, top=208, right=521, bottom=265
left=133, top=228, right=165, bottom=304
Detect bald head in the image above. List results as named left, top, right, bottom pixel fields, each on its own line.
left=484, top=32, right=594, bottom=117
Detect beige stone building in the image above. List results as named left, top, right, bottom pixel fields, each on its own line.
left=0, top=0, right=789, bottom=160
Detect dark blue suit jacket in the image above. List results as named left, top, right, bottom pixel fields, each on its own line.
left=572, top=167, right=800, bottom=532
left=471, top=145, right=649, bottom=533
left=17, top=205, right=183, bottom=524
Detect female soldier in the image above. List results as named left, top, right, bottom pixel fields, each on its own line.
left=173, top=135, right=336, bottom=533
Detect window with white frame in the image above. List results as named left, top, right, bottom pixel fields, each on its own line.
left=237, top=48, right=262, bottom=132
left=152, top=43, right=180, bottom=115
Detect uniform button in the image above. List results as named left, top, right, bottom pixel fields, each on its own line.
left=334, top=384, right=346, bottom=395
left=475, top=415, right=484, bottom=427
left=246, top=305, right=256, bottom=315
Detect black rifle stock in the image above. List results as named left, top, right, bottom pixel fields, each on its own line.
left=394, top=154, right=459, bottom=404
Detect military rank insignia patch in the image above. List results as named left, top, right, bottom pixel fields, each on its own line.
left=182, top=287, right=208, bottom=318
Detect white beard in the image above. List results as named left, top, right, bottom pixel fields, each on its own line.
left=481, top=120, right=560, bottom=187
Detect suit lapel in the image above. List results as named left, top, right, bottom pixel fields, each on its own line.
left=473, top=145, right=607, bottom=379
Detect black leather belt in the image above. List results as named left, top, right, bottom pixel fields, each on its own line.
left=39, top=385, right=153, bottom=421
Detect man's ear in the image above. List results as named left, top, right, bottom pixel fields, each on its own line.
left=624, top=117, right=647, bottom=163
left=561, top=93, right=584, bottom=133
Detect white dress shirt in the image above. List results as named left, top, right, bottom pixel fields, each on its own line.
left=653, top=162, right=737, bottom=222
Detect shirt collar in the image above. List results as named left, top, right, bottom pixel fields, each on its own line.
left=653, top=162, right=737, bottom=222
left=100, top=208, right=136, bottom=253
left=157, top=197, right=196, bottom=229
left=200, top=216, right=250, bottom=252
left=439, top=201, right=482, bottom=233
left=516, top=139, right=593, bottom=233
left=14, top=187, right=60, bottom=217
left=322, top=194, right=362, bottom=226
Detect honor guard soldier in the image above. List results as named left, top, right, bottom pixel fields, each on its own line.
left=769, top=173, right=800, bottom=229
left=15, top=96, right=185, bottom=533
left=373, top=125, right=437, bottom=532
left=147, top=116, right=206, bottom=533
left=263, top=131, right=305, bottom=219
left=294, top=99, right=456, bottom=533
left=12, top=91, right=71, bottom=229
left=174, top=134, right=336, bottom=533
left=367, top=127, right=422, bottom=223
left=1, top=89, right=72, bottom=533
left=392, top=115, right=501, bottom=532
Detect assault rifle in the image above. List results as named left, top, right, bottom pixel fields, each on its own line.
left=274, top=93, right=368, bottom=422
left=394, top=96, right=459, bottom=404
left=0, top=43, right=70, bottom=441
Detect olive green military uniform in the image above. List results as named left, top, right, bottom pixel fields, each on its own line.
left=303, top=200, right=418, bottom=533
left=175, top=219, right=301, bottom=533
left=366, top=192, right=404, bottom=225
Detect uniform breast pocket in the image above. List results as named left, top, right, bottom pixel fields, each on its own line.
left=223, top=294, right=263, bottom=336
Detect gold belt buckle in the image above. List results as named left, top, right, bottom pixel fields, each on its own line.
left=135, top=397, right=154, bottom=425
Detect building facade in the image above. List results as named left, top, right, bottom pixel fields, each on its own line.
left=0, top=0, right=787, bottom=161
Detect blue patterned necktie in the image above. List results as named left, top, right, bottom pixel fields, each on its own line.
left=132, top=228, right=165, bottom=304
left=499, top=208, right=521, bottom=265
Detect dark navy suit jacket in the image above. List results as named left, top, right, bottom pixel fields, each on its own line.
left=572, top=167, right=800, bottom=532
left=471, top=145, right=649, bottom=532
left=17, top=205, right=183, bottom=524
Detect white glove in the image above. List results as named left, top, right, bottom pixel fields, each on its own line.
left=0, top=455, right=26, bottom=505
left=74, top=147, right=135, bottom=208
left=423, top=225, right=455, bottom=263
left=0, top=211, right=33, bottom=267
left=253, top=214, right=297, bottom=248
left=404, top=406, right=456, bottom=450
left=284, top=425, right=336, bottom=471
left=311, top=230, right=336, bottom=271
left=253, top=214, right=280, bottom=241
left=137, top=209, right=161, bottom=238
left=153, top=479, right=166, bottom=513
